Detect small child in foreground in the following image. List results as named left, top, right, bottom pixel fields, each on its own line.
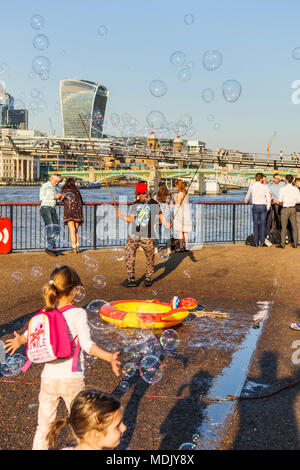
left=47, top=389, right=126, bottom=450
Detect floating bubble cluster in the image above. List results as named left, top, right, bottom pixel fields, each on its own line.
left=203, top=50, right=223, bottom=71
left=149, top=79, right=167, bottom=98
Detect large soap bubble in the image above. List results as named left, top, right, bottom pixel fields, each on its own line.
left=122, top=362, right=137, bottom=380
left=170, top=51, right=186, bottom=68
left=30, top=15, right=45, bottom=30
left=146, top=110, right=165, bottom=129
left=92, top=274, right=106, bottom=289
left=33, top=34, right=49, bottom=51
left=160, top=329, right=179, bottom=351
left=203, top=50, right=223, bottom=71
left=179, top=442, right=196, bottom=450
left=222, top=80, right=241, bottom=103
left=149, top=80, right=168, bottom=98
left=73, top=286, right=86, bottom=303
left=86, top=299, right=108, bottom=330
left=140, top=355, right=164, bottom=384
left=32, top=56, right=51, bottom=78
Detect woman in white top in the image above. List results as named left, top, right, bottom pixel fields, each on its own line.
left=5, top=265, right=121, bottom=450
left=173, top=179, right=192, bottom=252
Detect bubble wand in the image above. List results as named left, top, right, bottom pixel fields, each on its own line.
left=79, top=114, right=118, bottom=210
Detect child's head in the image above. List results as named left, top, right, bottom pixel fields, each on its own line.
left=47, top=389, right=126, bottom=450
left=43, top=265, right=82, bottom=311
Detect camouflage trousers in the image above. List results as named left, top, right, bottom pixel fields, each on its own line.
left=125, top=236, right=155, bottom=280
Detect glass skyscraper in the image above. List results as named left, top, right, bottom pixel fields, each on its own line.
left=60, top=79, right=109, bottom=138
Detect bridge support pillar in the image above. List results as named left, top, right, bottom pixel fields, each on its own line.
left=148, top=164, right=161, bottom=193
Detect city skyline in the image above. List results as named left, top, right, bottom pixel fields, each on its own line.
left=1, top=0, right=300, bottom=154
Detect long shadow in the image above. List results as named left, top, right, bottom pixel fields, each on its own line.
left=159, top=370, right=213, bottom=450
left=137, top=250, right=198, bottom=286
left=231, top=351, right=300, bottom=449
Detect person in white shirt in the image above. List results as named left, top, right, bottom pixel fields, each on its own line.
left=277, top=174, right=300, bottom=248
left=5, top=265, right=121, bottom=450
left=245, top=173, right=271, bottom=246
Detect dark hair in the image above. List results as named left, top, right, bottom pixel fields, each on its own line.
left=43, top=265, right=82, bottom=311
left=293, top=178, right=300, bottom=185
left=255, top=173, right=264, bottom=181
left=286, top=174, right=294, bottom=184
left=46, top=389, right=121, bottom=448
left=156, top=182, right=170, bottom=203
left=62, top=177, right=77, bottom=191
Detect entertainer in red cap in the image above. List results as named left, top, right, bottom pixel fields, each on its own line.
left=116, top=182, right=171, bottom=287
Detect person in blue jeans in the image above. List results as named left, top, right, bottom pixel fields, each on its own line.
left=39, top=174, right=63, bottom=256
left=245, top=173, right=271, bottom=247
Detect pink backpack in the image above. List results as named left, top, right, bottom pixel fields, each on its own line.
left=21, top=305, right=81, bottom=373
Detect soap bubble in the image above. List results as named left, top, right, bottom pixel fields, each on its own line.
left=73, top=285, right=86, bottom=303
left=108, top=248, right=126, bottom=262
left=178, top=68, right=192, bottom=82
left=64, top=191, right=75, bottom=203
left=32, top=56, right=51, bottom=77
left=146, top=110, right=165, bottom=129
left=14, top=99, right=26, bottom=110
left=97, top=25, right=108, bottom=36
left=140, top=355, right=164, bottom=384
left=30, top=15, right=45, bottom=30
left=179, top=442, right=196, bottom=450
left=85, top=259, right=99, bottom=273
left=207, top=114, right=215, bottom=122
left=203, top=50, right=223, bottom=71
left=12, top=271, right=23, bottom=283
left=83, top=352, right=97, bottom=367
left=292, top=47, right=300, bottom=60
left=184, top=13, right=194, bottom=25
left=186, top=126, right=196, bottom=138
left=6, top=356, right=21, bottom=375
left=201, top=88, right=214, bottom=103
left=183, top=270, right=191, bottom=278
left=179, top=114, right=192, bottom=127
left=1, top=362, right=15, bottom=377
left=149, top=80, right=167, bottom=98
left=13, top=354, right=27, bottom=368
left=138, top=336, right=161, bottom=358
left=213, top=122, right=221, bottom=130
left=110, top=113, right=120, bottom=127
left=31, top=88, right=41, bottom=99
left=170, top=51, right=186, bottom=68
left=0, top=63, right=8, bottom=76
left=93, top=274, right=106, bottom=289
left=31, top=266, right=43, bottom=278
left=160, top=329, right=179, bottom=351
left=222, top=79, right=241, bottom=103
left=33, top=34, right=49, bottom=51
left=122, top=362, right=137, bottom=380
left=87, top=299, right=108, bottom=330
left=81, top=230, right=93, bottom=246
left=119, top=380, right=129, bottom=392
left=192, top=433, right=200, bottom=443
left=186, top=60, right=194, bottom=69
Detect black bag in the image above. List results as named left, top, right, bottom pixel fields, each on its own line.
left=269, top=228, right=281, bottom=245
left=245, top=234, right=254, bottom=245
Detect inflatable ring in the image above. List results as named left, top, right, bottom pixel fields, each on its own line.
left=99, top=297, right=197, bottom=329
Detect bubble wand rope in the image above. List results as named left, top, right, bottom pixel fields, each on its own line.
left=170, top=162, right=202, bottom=226
left=79, top=114, right=118, bottom=211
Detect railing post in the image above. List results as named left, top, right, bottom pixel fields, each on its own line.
left=232, top=204, right=236, bottom=244
left=93, top=204, right=97, bottom=250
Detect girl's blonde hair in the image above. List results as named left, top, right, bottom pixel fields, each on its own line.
left=46, top=389, right=121, bottom=448
left=176, top=179, right=187, bottom=194
left=43, top=265, right=82, bottom=311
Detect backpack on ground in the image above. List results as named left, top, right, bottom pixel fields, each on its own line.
left=245, top=234, right=254, bottom=245
left=268, top=228, right=281, bottom=245
left=21, top=305, right=80, bottom=373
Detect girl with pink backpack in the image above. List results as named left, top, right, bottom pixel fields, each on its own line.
left=5, top=265, right=121, bottom=450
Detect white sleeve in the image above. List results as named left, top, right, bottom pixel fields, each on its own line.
left=278, top=187, right=283, bottom=203
left=73, top=309, right=94, bottom=354
left=266, top=188, right=271, bottom=210
left=245, top=186, right=251, bottom=203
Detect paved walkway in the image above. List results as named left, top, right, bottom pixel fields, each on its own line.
left=0, top=244, right=300, bottom=450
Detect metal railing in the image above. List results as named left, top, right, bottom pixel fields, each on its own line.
left=0, top=202, right=252, bottom=252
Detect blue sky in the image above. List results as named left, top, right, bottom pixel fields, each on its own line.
left=1, top=0, right=300, bottom=154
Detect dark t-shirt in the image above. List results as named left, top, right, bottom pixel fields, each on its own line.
left=129, top=198, right=162, bottom=239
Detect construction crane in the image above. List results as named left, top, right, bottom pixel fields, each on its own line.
left=267, top=130, right=277, bottom=162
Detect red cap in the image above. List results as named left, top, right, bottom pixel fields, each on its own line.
left=135, top=182, right=148, bottom=194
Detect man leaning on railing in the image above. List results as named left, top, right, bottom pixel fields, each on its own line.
left=39, top=174, right=63, bottom=256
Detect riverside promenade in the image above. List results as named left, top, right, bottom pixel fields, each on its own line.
left=1, top=244, right=300, bottom=450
